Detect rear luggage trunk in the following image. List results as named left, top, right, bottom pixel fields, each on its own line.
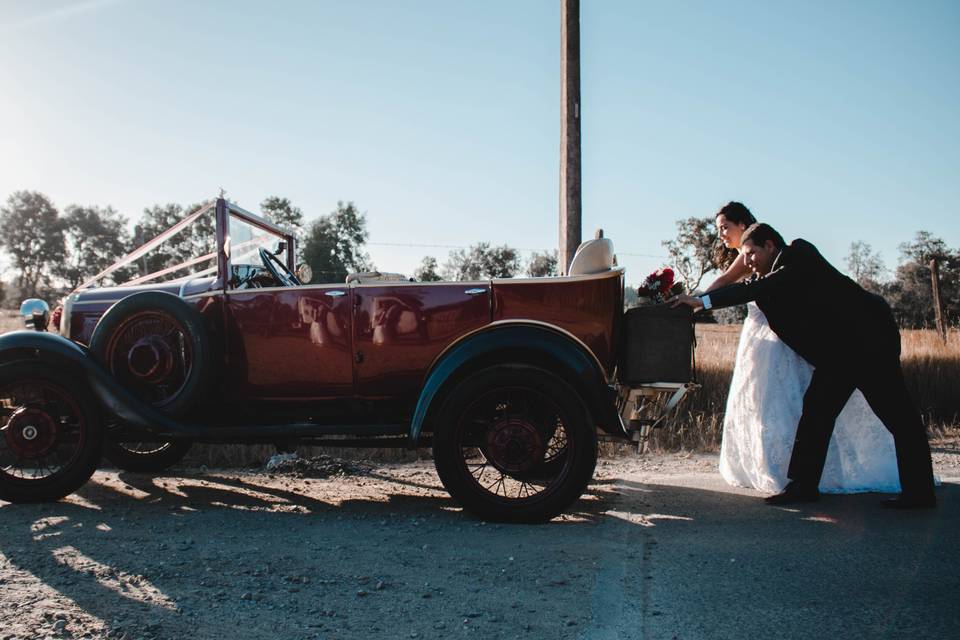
left=619, top=304, right=695, bottom=385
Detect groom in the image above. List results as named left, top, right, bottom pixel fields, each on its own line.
left=672, top=223, right=936, bottom=508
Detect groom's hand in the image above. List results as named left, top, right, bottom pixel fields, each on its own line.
left=670, top=294, right=704, bottom=311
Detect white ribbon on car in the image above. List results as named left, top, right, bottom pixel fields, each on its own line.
left=73, top=202, right=217, bottom=292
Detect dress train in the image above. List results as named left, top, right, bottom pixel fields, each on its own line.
left=719, top=303, right=902, bottom=494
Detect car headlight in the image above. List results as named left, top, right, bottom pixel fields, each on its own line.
left=19, top=298, right=51, bottom=332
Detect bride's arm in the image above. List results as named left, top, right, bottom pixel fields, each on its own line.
left=704, top=253, right=751, bottom=292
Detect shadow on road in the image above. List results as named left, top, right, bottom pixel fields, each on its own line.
left=0, top=469, right=956, bottom=639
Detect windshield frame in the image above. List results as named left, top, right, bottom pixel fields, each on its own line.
left=218, top=200, right=297, bottom=291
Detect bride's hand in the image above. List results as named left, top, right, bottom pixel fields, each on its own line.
left=670, top=294, right=704, bottom=310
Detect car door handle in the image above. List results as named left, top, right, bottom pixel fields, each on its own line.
left=325, top=290, right=346, bottom=297
left=464, top=288, right=487, bottom=295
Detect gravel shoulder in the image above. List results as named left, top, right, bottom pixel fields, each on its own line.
left=1, top=441, right=958, bottom=640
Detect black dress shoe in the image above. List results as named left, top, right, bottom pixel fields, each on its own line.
left=881, top=494, right=936, bottom=510
left=764, top=483, right=819, bottom=505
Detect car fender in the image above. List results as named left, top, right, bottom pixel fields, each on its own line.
left=0, top=332, right=409, bottom=442
left=0, top=330, right=193, bottom=438
left=409, top=321, right=627, bottom=447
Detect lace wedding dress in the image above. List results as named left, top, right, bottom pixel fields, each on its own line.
left=719, top=303, right=902, bottom=494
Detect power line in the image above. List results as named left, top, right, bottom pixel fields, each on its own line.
left=367, top=240, right=668, bottom=260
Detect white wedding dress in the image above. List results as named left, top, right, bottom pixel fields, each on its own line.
left=719, top=302, right=902, bottom=494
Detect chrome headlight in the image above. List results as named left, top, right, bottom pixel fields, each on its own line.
left=296, top=263, right=313, bottom=284
left=20, top=299, right=51, bottom=332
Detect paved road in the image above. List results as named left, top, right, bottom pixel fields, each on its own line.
left=586, top=462, right=960, bottom=640
left=1, top=454, right=957, bottom=640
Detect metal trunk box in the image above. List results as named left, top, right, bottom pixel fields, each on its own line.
left=619, top=303, right=695, bottom=384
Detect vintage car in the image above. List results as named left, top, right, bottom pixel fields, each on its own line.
left=1, top=199, right=694, bottom=521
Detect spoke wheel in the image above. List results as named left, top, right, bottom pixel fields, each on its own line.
left=461, top=388, right=569, bottom=500
left=102, top=438, right=192, bottom=473
left=90, top=292, right=210, bottom=472
left=90, top=291, right=211, bottom=416
left=434, top=366, right=597, bottom=522
left=102, top=310, right=193, bottom=408
left=0, top=363, right=102, bottom=503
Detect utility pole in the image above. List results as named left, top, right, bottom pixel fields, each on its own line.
left=559, top=0, right=582, bottom=275
left=930, top=258, right=947, bottom=343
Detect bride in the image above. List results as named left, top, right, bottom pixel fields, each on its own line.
left=705, top=202, right=901, bottom=494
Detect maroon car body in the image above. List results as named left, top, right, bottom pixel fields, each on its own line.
left=56, top=200, right=625, bottom=425
left=1, top=198, right=690, bottom=521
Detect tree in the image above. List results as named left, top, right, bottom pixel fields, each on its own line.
left=301, top=201, right=373, bottom=283
left=898, top=230, right=954, bottom=265
left=623, top=285, right=638, bottom=309
left=527, top=250, right=558, bottom=277
left=57, top=205, right=133, bottom=290
left=442, top=242, right=520, bottom=280
left=414, top=256, right=442, bottom=282
left=0, top=191, right=65, bottom=299
left=845, top=241, right=886, bottom=293
left=885, top=231, right=959, bottom=328
left=661, top=216, right=720, bottom=292
left=260, top=196, right=305, bottom=260
left=260, top=196, right=304, bottom=233
left=136, top=201, right=216, bottom=277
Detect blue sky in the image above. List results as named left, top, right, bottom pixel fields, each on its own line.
left=0, top=0, right=957, bottom=284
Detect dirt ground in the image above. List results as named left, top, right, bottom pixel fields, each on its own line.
left=1, top=441, right=958, bottom=640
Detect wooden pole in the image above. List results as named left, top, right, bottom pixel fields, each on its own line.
left=930, top=258, right=947, bottom=343
left=559, top=0, right=582, bottom=275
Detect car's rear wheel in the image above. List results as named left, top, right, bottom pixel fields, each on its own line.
left=0, top=363, right=103, bottom=503
left=102, top=439, right=192, bottom=473
left=90, top=292, right=207, bottom=471
left=433, top=365, right=597, bottom=523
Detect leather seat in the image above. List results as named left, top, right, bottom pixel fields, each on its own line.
left=568, top=238, right=615, bottom=275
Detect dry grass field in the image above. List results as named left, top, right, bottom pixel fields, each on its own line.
left=0, top=310, right=19, bottom=332
left=1, top=310, right=956, bottom=458
left=650, top=323, right=960, bottom=451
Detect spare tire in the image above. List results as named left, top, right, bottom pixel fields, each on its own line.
left=90, top=291, right=209, bottom=472
left=90, top=291, right=211, bottom=415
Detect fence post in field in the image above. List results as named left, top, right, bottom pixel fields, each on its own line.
left=930, top=258, right=947, bottom=343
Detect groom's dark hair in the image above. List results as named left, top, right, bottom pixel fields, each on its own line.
left=741, top=223, right=786, bottom=250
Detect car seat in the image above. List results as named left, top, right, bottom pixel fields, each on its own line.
left=567, top=237, right=615, bottom=275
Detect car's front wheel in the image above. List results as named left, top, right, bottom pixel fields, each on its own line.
left=0, top=362, right=103, bottom=503
left=432, top=365, right=598, bottom=523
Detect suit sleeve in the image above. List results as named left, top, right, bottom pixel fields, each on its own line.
left=706, top=263, right=795, bottom=309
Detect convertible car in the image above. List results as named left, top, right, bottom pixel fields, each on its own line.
left=2, top=198, right=694, bottom=521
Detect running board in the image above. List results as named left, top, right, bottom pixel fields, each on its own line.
left=108, top=421, right=409, bottom=441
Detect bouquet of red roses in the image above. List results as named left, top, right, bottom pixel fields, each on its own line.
left=637, top=267, right=683, bottom=303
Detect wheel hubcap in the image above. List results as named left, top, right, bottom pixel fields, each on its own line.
left=4, top=407, right=58, bottom=458
left=485, top=418, right=545, bottom=474
left=127, top=337, right=174, bottom=381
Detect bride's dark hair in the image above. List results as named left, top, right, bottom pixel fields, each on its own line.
left=713, top=201, right=758, bottom=269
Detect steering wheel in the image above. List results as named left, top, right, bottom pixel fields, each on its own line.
left=259, top=247, right=301, bottom=287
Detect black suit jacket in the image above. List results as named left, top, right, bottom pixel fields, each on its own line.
left=707, top=239, right=895, bottom=369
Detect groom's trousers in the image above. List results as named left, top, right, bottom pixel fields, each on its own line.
left=786, top=314, right=936, bottom=498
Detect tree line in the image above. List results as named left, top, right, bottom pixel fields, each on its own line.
left=661, top=216, right=959, bottom=329
left=0, top=191, right=557, bottom=307
left=3, top=190, right=951, bottom=330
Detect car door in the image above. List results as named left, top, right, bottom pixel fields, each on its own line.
left=225, top=285, right=354, bottom=399
left=352, top=282, right=491, bottom=399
